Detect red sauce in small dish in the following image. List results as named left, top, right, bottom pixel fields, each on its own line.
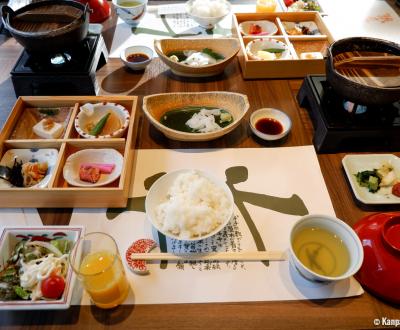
left=255, top=117, right=283, bottom=135
left=126, top=53, right=149, bottom=63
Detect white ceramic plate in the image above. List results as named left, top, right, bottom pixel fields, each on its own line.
left=0, top=149, right=58, bottom=188
left=239, top=20, right=278, bottom=36
left=281, top=21, right=320, bottom=35
left=246, top=38, right=291, bottom=60
left=342, top=154, right=400, bottom=204
left=145, top=169, right=234, bottom=241
left=75, top=102, right=130, bottom=139
left=63, top=149, right=123, bottom=187
left=0, top=226, right=84, bottom=310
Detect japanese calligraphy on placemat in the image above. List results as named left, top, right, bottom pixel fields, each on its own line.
left=70, top=147, right=363, bottom=305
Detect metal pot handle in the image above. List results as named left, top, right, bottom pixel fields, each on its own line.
left=1, top=5, right=15, bottom=22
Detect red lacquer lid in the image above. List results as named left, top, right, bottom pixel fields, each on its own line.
left=353, top=212, right=400, bottom=304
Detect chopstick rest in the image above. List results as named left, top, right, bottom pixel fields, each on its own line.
left=125, top=239, right=157, bottom=274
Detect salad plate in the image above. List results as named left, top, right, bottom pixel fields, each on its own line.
left=63, top=149, right=124, bottom=187
left=342, top=154, right=400, bottom=205
left=0, top=226, right=84, bottom=310
left=0, top=149, right=58, bottom=189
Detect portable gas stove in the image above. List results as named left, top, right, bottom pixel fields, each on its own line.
left=10, top=33, right=107, bottom=97
left=297, top=75, right=400, bottom=153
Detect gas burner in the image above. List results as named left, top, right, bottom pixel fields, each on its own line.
left=297, top=75, right=400, bottom=153
left=10, top=34, right=108, bottom=96
left=50, top=53, right=72, bottom=66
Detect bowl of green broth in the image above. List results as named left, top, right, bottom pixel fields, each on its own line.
left=289, top=214, right=363, bottom=282
left=112, top=0, right=147, bottom=25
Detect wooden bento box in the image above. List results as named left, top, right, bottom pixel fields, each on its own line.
left=233, top=12, right=335, bottom=78
left=0, top=96, right=137, bottom=208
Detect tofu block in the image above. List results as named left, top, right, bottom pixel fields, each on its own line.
left=33, top=118, right=64, bottom=139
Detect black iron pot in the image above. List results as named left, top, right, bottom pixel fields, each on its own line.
left=326, top=37, right=400, bottom=106
left=1, top=0, right=89, bottom=53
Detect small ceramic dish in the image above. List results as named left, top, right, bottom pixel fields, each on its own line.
left=142, top=91, right=249, bottom=141
left=0, top=226, right=84, bottom=310
left=290, top=214, right=364, bottom=282
left=75, top=102, right=130, bottom=139
left=239, top=20, right=278, bottom=36
left=353, top=212, right=400, bottom=304
left=281, top=21, right=320, bottom=36
left=112, top=0, right=147, bottom=25
left=186, top=0, right=231, bottom=29
left=145, top=169, right=234, bottom=241
left=342, top=154, right=400, bottom=205
left=246, top=38, right=291, bottom=61
left=63, top=149, right=123, bottom=187
left=0, top=148, right=58, bottom=188
left=120, top=45, right=153, bottom=71
left=154, top=38, right=240, bottom=77
left=250, top=108, right=291, bottom=141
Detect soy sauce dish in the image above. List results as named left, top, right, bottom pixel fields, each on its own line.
left=250, top=108, right=291, bottom=141
left=120, top=45, right=153, bottom=70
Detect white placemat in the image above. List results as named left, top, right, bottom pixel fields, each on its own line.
left=0, top=209, right=42, bottom=229
left=109, top=4, right=267, bottom=58
left=318, top=0, right=400, bottom=44
left=70, top=147, right=363, bottom=305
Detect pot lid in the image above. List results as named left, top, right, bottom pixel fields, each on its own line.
left=353, top=212, right=400, bottom=304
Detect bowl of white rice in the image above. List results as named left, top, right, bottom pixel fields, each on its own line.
left=186, top=0, right=231, bottom=29
left=145, top=169, right=234, bottom=241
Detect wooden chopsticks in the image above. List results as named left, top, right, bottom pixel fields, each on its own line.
left=129, top=251, right=287, bottom=262
left=334, top=55, right=400, bottom=68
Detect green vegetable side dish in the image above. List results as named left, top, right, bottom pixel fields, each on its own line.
left=355, top=170, right=381, bottom=193
left=160, top=106, right=233, bottom=133
left=262, top=48, right=285, bottom=53
left=89, top=113, right=110, bottom=136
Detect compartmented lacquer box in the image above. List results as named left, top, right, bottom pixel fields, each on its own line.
left=233, top=12, right=334, bottom=78
left=0, top=96, right=137, bottom=207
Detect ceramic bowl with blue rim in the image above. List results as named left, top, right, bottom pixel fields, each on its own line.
left=0, top=148, right=58, bottom=188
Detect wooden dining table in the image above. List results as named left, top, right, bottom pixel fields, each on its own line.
left=0, top=1, right=399, bottom=328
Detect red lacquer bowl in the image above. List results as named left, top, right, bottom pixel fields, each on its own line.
left=353, top=212, right=400, bottom=304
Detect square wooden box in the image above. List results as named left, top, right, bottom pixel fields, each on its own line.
left=0, top=96, right=138, bottom=208
left=233, top=12, right=335, bottom=78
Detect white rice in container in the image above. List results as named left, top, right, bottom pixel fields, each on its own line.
left=155, top=170, right=232, bottom=239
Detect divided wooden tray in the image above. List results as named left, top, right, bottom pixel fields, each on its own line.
left=0, top=96, right=137, bottom=208
left=233, top=12, right=335, bottom=78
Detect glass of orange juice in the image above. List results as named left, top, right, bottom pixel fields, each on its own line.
left=256, top=0, right=277, bottom=12
left=69, top=232, right=130, bottom=309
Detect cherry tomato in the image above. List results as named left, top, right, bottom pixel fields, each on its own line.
left=41, top=275, right=65, bottom=299
left=392, top=182, right=400, bottom=197
left=284, top=0, right=295, bottom=6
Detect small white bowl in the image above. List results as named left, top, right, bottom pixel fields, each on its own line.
left=246, top=38, right=291, bottom=60
left=186, top=0, right=231, bottom=29
left=239, top=20, right=278, bottom=36
left=63, top=149, right=123, bottom=187
left=145, top=169, right=234, bottom=241
left=289, top=214, right=364, bottom=282
left=75, top=102, right=130, bottom=139
left=112, top=0, right=147, bottom=25
left=250, top=108, right=291, bottom=141
left=120, top=45, right=153, bottom=71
